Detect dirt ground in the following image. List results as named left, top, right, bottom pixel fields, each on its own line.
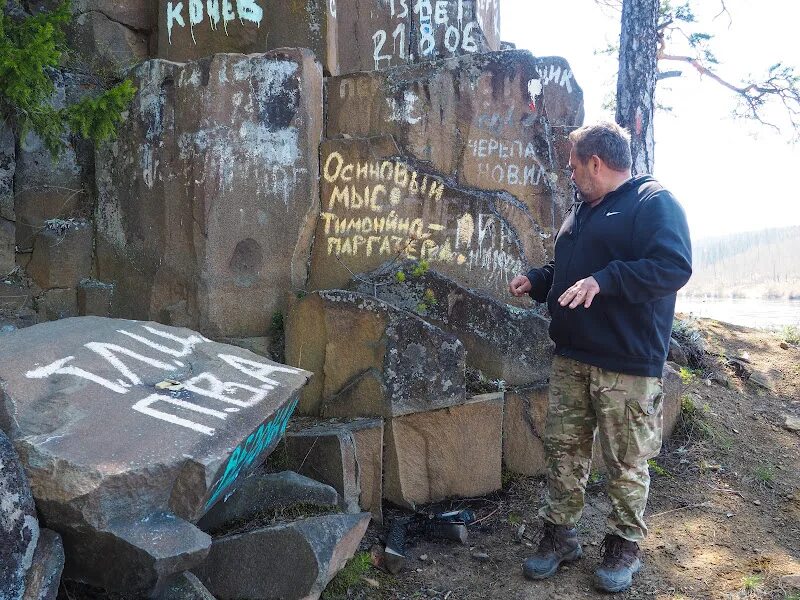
left=348, top=317, right=800, bottom=600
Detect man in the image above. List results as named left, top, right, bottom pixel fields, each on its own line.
left=509, top=122, right=691, bottom=593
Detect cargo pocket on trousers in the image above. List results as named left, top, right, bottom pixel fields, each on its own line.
left=622, top=389, right=664, bottom=467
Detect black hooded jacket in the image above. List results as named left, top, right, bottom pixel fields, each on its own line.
left=526, top=175, right=692, bottom=378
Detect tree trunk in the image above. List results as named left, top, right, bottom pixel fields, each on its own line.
left=616, top=0, right=659, bottom=174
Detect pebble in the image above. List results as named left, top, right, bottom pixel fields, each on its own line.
left=472, top=552, right=490, bottom=562
left=419, top=554, right=428, bottom=562
left=753, top=500, right=762, bottom=506
left=780, top=342, right=790, bottom=350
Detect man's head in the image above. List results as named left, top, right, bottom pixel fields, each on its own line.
left=568, top=122, right=633, bottom=205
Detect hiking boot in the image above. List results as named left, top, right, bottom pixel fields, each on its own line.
left=522, top=522, right=582, bottom=580
left=593, top=534, right=642, bottom=593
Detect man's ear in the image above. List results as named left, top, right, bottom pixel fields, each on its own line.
left=590, top=154, right=602, bottom=174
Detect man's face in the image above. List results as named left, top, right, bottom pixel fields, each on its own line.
left=569, top=147, right=599, bottom=203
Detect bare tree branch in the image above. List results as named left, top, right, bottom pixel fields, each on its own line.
left=713, top=0, right=732, bottom=27
left=659, top=54, right=800, bottom=135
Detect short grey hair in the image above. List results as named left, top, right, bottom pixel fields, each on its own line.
left=569, top=122, right=632, bottom=171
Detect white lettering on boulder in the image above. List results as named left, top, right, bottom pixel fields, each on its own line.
left=25, top=324, right=301, bottom=437
left=166, top=0, right=264, bottom=44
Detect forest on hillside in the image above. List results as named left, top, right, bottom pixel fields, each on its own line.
left=682, top=226, right=800, bottom=299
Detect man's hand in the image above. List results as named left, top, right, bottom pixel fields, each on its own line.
left=559, top=276, right=600, bottom=309
left=509, top=275, right=532, bottom=297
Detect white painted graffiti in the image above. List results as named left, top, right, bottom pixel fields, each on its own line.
left=372, top=0, right=481, bottom=70
left=456, top=212, right=525, bottom=286
left=467, top=137, right=550, bottom=188
left=536, top=63, right=575, bottom=94
left=166, top=0, right=264, bottom=44
left=386, top=91, right=424, bottom=125
left=320, top=152, right=524, bottom=285
left=26, top=324, right=301, bottom=437
left=527, top=79, right=543, bottom=104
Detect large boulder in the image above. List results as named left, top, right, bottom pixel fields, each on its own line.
left=326, top=50, right=584, bottom=244
left=157, top=0, right=499, bottom=75
left=309, top=136, right=545, bottom=304
left=193, top=512, right=371, bottom=600
left=96, top=51, right=323, bottom=338
left=351, top=260, right=553, bottom=385
left=0, top=430, right=41, bottom=600
left=285, top=290, right=465, bottom=417
left=0, top=317, right=310, bottom=594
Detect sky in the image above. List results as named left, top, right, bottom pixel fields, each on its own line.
left=499, top=0, right=800, bottom=241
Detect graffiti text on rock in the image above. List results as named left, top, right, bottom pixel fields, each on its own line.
left=26, top=324, right=300, bottom=437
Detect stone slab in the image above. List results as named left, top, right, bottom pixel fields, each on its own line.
left=285, top=290, right=465, bottom=417
left=157, top=0, right=499, bottom=76
left=309, top=136, right=545, bottom=304
left=351, top=260, right=554, bottom=385
left=22, top=529, right=64, bottom=600
left=285, top=418, right=384, bottom=522
left=0, top=316, right=310, bottom=594
left=96, top=51, right=322, bottom=338
left=0, top=430, right=40, bottom=600
left=326, top=51, right=584, bottom=243
left=77, top=279, right=115, bottom=317
left=193, top=512, right=371, bottom=600
left=197, top=470, right=339, bottom=533
left=27, top=220, right=93, bottom=290
left=502, top=386, right=548, bottom=476
left=38, top=288, right=78, bottom=321
left=0, top=282, right=30, bottom=312
left=349, top=418, right=384, bottom=524
left=58, top=513, right=211, bottom=594
left=384, top=392, right=503, bottom=508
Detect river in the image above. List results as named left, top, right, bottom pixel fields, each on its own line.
left=675, top=297, right=800, bottom=329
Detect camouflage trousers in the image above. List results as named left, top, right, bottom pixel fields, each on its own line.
left=539, top=355, right=663, bottom=542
